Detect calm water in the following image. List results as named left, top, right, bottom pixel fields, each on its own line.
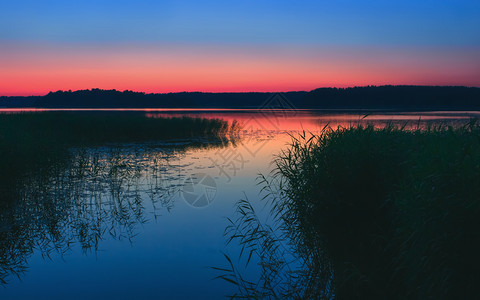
left=1, top=109, right=479, bottom=299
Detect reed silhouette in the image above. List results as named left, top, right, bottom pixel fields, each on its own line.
left=220, top=120, right=480, bottom=299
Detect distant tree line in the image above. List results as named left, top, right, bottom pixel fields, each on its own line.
left=1, top=86, right=479, bottom=110
left=302, top=86, right=480, bottom=110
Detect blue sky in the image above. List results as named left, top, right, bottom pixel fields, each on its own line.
left=1, top=0, right=479, bottom=46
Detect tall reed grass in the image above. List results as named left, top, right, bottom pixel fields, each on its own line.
left=221, top=120, right=480, bottom=299
left=0, top=112, right=237, bottom=196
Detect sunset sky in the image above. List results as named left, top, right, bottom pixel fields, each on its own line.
left=1, top=0, right=479, bottom=96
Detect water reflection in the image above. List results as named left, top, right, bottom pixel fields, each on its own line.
left=1, top=110, right=479, bottom=298
left=145, top=110, right=479, bottom=132
left=0, top=142, right=228, bottom=285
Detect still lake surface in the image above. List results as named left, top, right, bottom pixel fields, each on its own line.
left=1, top=109, right=479, bottom=299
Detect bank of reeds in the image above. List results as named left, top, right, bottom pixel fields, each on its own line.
left=222, top=120, right=480, bottom=299
left=0, top=112, right=237, bottom=195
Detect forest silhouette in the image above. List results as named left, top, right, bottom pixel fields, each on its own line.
left=1, top=86, right=479, bottom=110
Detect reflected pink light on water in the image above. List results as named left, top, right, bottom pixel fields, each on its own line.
left=0, top=108, right=476, bottom=132
left=144, top=111, right=476, bottom=132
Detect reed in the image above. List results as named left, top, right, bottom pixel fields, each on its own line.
left=0, top=112, right=236, bottom=196
left=221, top=120, right=480, bottom=299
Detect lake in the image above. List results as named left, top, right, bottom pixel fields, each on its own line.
left=0, top=109, right=479, bottom=299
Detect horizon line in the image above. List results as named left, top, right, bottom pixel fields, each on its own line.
left=2, top=84, right=480, bottom=98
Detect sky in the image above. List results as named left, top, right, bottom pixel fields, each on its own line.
left=1, top=0, right=479, bottom=96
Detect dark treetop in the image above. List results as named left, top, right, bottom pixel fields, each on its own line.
left=1, top=86, right=479, bottom=110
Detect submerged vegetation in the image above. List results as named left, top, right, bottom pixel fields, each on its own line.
left=222, top=120, right=480, bottom=299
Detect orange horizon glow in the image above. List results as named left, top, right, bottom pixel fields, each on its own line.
left=1, top=44, right=480, bottom=97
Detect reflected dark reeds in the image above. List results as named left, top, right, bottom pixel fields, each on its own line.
left=220, top=119, right=480, bottom=299
left=0, top=112, right=238, bottom=198
left=0, top=112, right=238, bottom=285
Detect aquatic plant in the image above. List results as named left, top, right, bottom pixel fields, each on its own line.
left=220, top=120, right=480, bottom=299
left=0, top=112, right=236, bottom=197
